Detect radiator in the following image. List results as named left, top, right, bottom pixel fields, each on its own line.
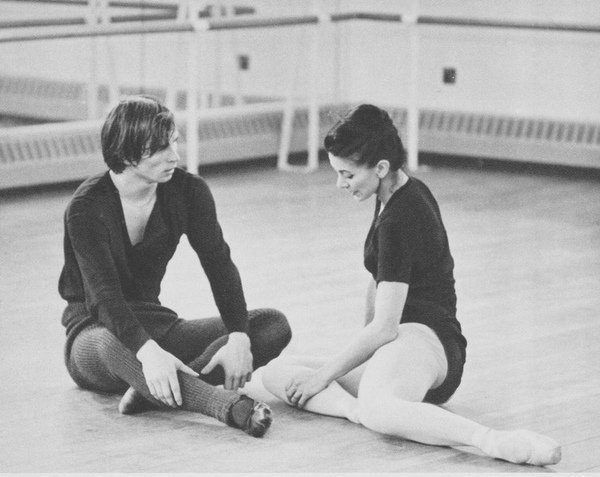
left=1, top=75, right=599, bottom=189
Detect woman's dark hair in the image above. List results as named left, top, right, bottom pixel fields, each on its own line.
left=323, top=104, right=406, bottom=170
left=101, top=95, right=175, bottom=173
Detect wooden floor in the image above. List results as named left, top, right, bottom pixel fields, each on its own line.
left=1, top=158, right=599, bottom=473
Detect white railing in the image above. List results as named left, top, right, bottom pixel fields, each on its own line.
left=1, top=0, right=599, bottom=175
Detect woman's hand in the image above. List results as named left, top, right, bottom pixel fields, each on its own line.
left=201, top=332, right=253, bottom=390
left=136, top=340, right=199, bottom=408
left=285, top=370, right=330, bottom=408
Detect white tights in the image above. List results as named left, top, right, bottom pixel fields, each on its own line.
left=261, top=323, right=561, bottom=467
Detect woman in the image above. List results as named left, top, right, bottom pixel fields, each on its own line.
left=59, top=95, right=291, bottom=437
left=262, top=104, right=561, bottom=464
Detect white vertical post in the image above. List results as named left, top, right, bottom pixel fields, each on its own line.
left=185, top=3, right=205, bottom=173
left=95, top=0, right=117, bottom=113
left=164, top=80, right=178, bottom=112
left=212, top=2, right=225, bottom=108
left=166, top=0, right=190, bottom=111
left=277, top=28, right=302, bottom=170
left=86, top=0, right=106, bottom=119
left=186, top=32, right=199, bottom=173
left=277, top=92, right=296, bottom=170
left=198, top=33, right=211, bottom=111
left=405, top=0, right=420, bottom=171
left=306, top=2, right=326, bottom=172
left=164, top=34, right=178, bottom=110
left=87, top=39, right=99, bottom=119
left=103, top=36, right=119, bottom=112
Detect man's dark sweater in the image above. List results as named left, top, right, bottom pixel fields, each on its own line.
left=59, top=168, right=248, bottom=353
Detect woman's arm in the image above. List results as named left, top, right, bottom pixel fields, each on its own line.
left=364, top=277, right=377, bottom=325
left=287, top=281, right=408, bottom=407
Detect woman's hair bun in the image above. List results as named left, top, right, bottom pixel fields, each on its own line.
left=352, top=104, right=393, bottom=131
left=324, top=104, right=405, bottom=170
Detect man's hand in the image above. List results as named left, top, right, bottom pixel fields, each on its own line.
left=136, top=339, right=199, bottom=407
left=201, top=332, right=253, bottom=390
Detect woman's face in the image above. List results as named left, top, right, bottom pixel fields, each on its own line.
left=328, top=153, right=379, bottom=202
left=130, top=130, right=180, bottom=183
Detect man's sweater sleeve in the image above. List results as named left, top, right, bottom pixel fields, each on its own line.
left=66, top=205, right=151, bottom=353
left=184, top=177, right=249, bottom=334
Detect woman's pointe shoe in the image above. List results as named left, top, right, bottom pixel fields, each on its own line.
left=243, top=402, right=272, bottom=438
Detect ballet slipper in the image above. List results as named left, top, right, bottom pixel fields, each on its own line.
left=242, top=401, right=273, bottom=438
left=477, top=428, right=561, bottom=466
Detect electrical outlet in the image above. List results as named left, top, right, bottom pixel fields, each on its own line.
left=238, top=55, right=250, bottom=71
left=443, top=67, right=456, bottom=84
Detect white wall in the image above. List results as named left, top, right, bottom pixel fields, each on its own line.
left=0, top=0, right=599, bottom=122
left=334, top=0, right=600, bottom=121
left=337, top=21, right=600, bottom=121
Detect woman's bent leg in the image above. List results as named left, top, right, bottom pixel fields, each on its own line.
left=67, top=325, right=244, bottom=425
left=262, top=357, right=361, bottom=423
left=357, top=324, right=560, bottom=466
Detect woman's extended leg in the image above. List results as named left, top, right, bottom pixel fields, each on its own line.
left=356, top=323, right=561, bottom=466
left=67, top=324, right=270, bottom=435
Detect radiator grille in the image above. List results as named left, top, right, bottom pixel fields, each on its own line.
left=0, top=75, right=84, bottom=102
left=0, top=127, right=99, bottom=164
left=417, top=110, right=600, bottom=146
left=0, top=132, right=100, bottom=164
